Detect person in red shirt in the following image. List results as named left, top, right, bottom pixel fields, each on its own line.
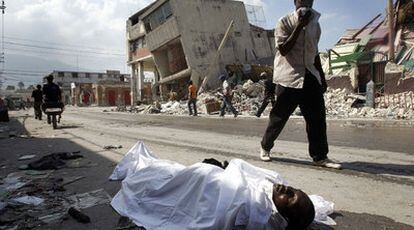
left=187, top=80, right=198, bottom=116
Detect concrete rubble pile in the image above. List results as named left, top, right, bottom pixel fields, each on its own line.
left=123, top=80, right=268, bottom=116
left=118, top=83, right=413, bottom=120
left=325, top=88, right=414, bottom=120
left=231, top=80, right=268, bottom=116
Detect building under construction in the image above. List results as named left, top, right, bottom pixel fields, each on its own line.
left=127, top=0, right=275, bottom=104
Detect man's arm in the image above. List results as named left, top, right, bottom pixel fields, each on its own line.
left=278, top=11, right=312, bottom=56
left=314, top=54, right=327, bottom=93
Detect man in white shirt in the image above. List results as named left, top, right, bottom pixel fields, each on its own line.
left=259, top=0, right=341, bottom=169
left=219, top=74, right=239, bottom=117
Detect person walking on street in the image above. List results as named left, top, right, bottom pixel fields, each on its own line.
left=187, top=80, right=198, bottom=116
left=31, top=85, right=43, bottom=120
left=219, top=75, right=238, bottom=118
left=259, top=0, right=341, bottom=169
left=42, top=75, right=63, bottom=124
left=256, top=72, right=276, bottom=118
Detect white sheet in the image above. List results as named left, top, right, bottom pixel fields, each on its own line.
left=110, top=142, right=335, bottom=230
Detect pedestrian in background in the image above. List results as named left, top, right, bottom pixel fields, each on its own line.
left=187, top=80, right=198, bottom=116
left=259, top=0, right=341, bottom=169
left=31, top=85, right=43, bottom=120
left=256, top=72, right=276, bottom=118
left=219, top=75, right=238, bottom=118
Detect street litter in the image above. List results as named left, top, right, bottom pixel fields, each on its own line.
left=61, top=176, right=85, bottom=186
left=104, top=145, right=123, bottom=150
left=66, top=160, right=98, bottom=168
left=11, top=196, right=44, bottom=206
left=38, top=212, right=67, bottom=224
left=110, top=142, right=336, bottom=229
left=18, top=155, right=36, bottom=161
left=67, top=189, right=112, bottom=210
left=23, top=152, right=83, bottom=170
left=68, top=207, right=90, bottom=223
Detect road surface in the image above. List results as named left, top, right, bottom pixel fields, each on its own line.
left=1, top=107, right=413, bottom=229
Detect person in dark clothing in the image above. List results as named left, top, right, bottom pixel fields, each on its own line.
left=42, top=75, right=63, bottom=124
left=256, top=72, right=276, bottom=118
left=32, top=85, right=43, bottom=120
left=43, top=75, right=62, bottom=103
left=259, top=0, right=341, bottom=169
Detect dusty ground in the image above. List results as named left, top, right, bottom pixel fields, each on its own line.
left=0, top=107, right=413, bottom=229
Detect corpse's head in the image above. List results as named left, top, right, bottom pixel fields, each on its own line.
left=273, top=184, right=315, bottom=230
left=294, top=0, right=314, bottom=9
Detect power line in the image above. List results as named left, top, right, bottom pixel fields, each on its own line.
left=4, top=41, right=126, bottom=56
left=5, top=47, right=126, bottom=59
left=1, top=68, right=50, bottom=74
left=4, top=35, right=124, bottom=53
left=1, top=72, right=45, bottom=77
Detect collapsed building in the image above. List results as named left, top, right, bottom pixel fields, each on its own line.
left=324, top=0, right=414, bottom=98
left=127, top=0, right=275, bottom=104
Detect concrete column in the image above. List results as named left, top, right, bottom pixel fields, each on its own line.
left=130, top=64, right=136, bottom=106
left=152, top=67, right=159, bottom=101
left=137, top=61, right=145, bottom=102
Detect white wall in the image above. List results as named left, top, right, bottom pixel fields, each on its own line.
left=171, top=0, right=255, bottom=87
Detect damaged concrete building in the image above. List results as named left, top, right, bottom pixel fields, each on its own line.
left=127, top=0, right=275, bottom=104
left=325, top=0, right=414, bottom=95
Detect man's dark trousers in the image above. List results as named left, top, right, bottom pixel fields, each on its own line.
left=256, top=96, right=275, bottom=117
left=220, top=96, right=237, bottom=116
left=261, top=71, right=328, bottom=162
left=188, top=98, right=197, bottom=115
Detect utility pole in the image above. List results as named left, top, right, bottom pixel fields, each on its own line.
left=388, top=0, right=395, bottom=62
left=0, top=1, right=5, bottom=89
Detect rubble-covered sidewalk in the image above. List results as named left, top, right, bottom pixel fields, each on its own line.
left=114, top=79, right=414, bottom=120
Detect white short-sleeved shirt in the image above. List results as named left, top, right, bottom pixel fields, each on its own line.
left=273, top=9, right=322, bottom=89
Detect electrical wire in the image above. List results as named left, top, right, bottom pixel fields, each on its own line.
left=5, top=46, right=126, bottom=59
left=4, top=35, right=124, bottom=53
left=4, top=41, right=126, bottom=56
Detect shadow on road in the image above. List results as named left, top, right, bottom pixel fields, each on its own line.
left=342, top=161, right=414, bottom=177
left=57, top=125, right=82, bottom=130
left=271, top=157, right=414, bottom=178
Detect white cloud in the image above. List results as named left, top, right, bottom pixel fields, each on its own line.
left=4, top=0, right=154, bottom=74
left=2, top=0, right=273, bottom=78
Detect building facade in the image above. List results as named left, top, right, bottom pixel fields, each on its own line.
left=127, top=0, right=275, bottom=103
left=45, top=70, right=130, bottom=105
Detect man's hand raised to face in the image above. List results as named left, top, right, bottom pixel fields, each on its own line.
left=298, top=10, right=312, bottom=28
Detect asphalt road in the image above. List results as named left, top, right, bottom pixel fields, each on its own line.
left=1, top=108, right=413, bottom=229
left=78, top=109, right=414, bottom=154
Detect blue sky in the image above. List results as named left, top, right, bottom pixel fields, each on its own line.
left=254, top=0, right=389, bottom=50
left=2, top=0, right=390, bottom=86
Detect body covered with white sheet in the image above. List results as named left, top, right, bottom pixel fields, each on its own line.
left=110, top=142, right=334, bottom=230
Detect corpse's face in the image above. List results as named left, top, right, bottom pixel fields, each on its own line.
left=272, top=184, right=314, bottom=226
left=295, top=0, right=314, bottom=9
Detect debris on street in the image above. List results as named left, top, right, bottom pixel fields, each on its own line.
left=104, top=145, right=123, bottom=150
left=23, top=152, right=83, bottom=171
left=18, top=155, right=37, bottom=161
left=68, top=207, right=91, bottom=223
